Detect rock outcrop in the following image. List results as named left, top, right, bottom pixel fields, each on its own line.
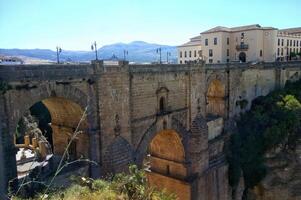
left=248, top=138, right=301, bottom=200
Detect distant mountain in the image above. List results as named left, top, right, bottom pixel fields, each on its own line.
left=0, top=41, right=177, bottom=63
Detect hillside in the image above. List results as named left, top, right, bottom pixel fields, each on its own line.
left=0, top=41, right=177, bottom=64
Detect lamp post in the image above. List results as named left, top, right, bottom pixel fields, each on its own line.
left=156, top=48, right=162, bottom=64
left=123, top=50, right=128, bottom=61
left=166, top=52, right=171, bottom=64
left=91, top=41, right=98, bottom=60
left=56, top=46, right=62, bottom=64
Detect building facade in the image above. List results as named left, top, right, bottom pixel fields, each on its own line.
left=177, top=35, right=203, bottom=64
left=277, top=28, right=301, bottom=61
left=189, top=24, right=301, bottom=64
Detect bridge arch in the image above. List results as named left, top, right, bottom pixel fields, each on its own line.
left=134, top=117, right=194, bottom=199
left=1, top=83, right=99, bottom=193
left=135, top=118, right=189, bottom=166
left=7, top=84, right=91, bottom=132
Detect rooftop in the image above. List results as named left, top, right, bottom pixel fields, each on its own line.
left=178, top=35, right=202, bottom=47
left=278, top=27, right=301, bottom=35
left=201, top=24, right=277, bottom=34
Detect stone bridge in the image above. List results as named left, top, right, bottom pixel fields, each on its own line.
left=0, top=61, right=301, bottom=199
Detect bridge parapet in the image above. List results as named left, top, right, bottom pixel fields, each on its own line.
left=0, top=64, right=93, bottom=81
left=206, top=61, right=301, bottom=70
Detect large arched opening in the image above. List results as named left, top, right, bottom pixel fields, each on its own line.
left=14, top=97, right=90, bottom=180
left=145, top=129, right=191, bottom=200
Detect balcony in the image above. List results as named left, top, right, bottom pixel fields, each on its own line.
left=236, top=44, right=249, bottom=51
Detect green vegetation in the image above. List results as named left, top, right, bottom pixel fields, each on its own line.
left=12, top=165, right=175, bottom=200
left=0, top=79, right=12, bottom=94
left=236, top=99, right=248, bottom=110
left=227, top=80, right=301, bottom=191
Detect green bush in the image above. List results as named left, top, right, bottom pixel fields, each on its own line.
left=12, top=165, right=176, bottom=200
left=227, top=79, right=301, bottom=190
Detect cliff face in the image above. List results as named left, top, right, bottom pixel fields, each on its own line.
left=248, top=137, right=301, bottom=200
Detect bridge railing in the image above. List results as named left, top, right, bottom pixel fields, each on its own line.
left=0, top=64, right=93, bottom=81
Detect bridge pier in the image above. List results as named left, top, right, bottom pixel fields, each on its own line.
left=0, top=95, right=17, bottom=199
left=89, top=130, right=101, bottom=178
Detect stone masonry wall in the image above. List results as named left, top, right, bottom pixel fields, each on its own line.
left=0, top=61, right=301, bottom=199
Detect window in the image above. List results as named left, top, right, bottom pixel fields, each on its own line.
left=180, top=51, right=182, bottom=58
left=227, top=49, right=229, bottom=56
left=277, top=48, right=280, bottom=56
left=194, top=50, right=196, bottom=57
left=281, top=48, right=283, bottom=56
left=189, top=51, right=192, bottom=57
left=226, top=59, right=229, bottom=63
left=180, top=60, right=182, bottom=64
left=205, top=39, right=208, bottom=46
left=290, top=40, right=292, bottom=46
left=294, top=40, right=296, bottom=47
left=260, top=50, right=263, bottom=57
left=227, top=37, right=230, bottom=45
left=282, top=39, right=284, bottom=46
left=209, top=59, right=213, bottom=63
left=159, top=97, right=166, bottom=113
left=278, top=38, right=280, bottom=46
left=214, top=37, right=217, bottom=45
left=209, top=49, right=213, bottom=57
left=184, top=51, right=187, bottom=58
left=287, top=40, right=289, bottom=46
left=198, top=50, right=202, bottom=57
left=166, top=165, right=170, bottom=175
left=297, top=41, right=299, bottom=47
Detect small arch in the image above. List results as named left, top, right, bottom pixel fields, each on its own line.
left=239, top=52, right=246, bottom=62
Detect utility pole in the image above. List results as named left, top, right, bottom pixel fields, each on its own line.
left=56, top=46, right=62, bottom=64
left=156, top=48, right=162, bottom=64
left=123, top=50, right=128, bottom=61
left=91, top=41, right=98, bottom=60
left=166, top=52, right=171, bottom=64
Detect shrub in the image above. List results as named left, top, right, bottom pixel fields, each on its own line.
left=227, top=79, right=301, bottom=191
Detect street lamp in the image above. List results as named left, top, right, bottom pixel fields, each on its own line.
left=166, top=52, right=171, bottom=64
left=56, top=46, right=62, bottom=64
left=91, top=41, right=98, bottom=60
left=156, top=48, right=162, bottom=64
left=123, top=50, right=128, bottom=61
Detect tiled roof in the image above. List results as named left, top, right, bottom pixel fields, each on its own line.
left=279, top=27, right=301, bottom=35
left=201, top=24, right=277, bottom=34
left=178, top=35, right=202, bottom=47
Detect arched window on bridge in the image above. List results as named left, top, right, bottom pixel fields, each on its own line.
left=156, top=86, right=169, bottom=115
left=159, top=97, right=166, bottom=113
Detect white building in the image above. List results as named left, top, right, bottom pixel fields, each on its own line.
left=0, top=56, right=24, bottom=65
left=180, top=24, right=301, bottom=64
left=177, top=35, right=203, bottom=64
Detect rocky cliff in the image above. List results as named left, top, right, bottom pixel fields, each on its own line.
left=248, top=137, right=301, bottom=200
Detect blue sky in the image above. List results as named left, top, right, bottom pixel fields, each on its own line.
left=0, top=0, right=300, bottom=50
